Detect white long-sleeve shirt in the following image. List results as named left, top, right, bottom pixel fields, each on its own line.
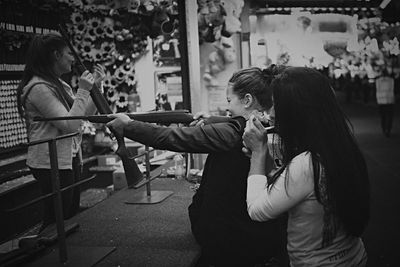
left=247, top=151, right=367, bottom=267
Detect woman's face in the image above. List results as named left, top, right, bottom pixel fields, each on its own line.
left=265, top=105, right=275, bottom=126
left=54, top=47, right=74, bottom=75
left=226, top=83, right=247, bottom=117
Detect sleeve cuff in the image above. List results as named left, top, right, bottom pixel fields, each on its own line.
left=76, top=89, right=91, bottom=99
left=248, top=174, right=268, bottom=186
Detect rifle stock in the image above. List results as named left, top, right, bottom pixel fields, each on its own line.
left=33, top=110, right=195, bottom=124
left=58, top=24, right=143, bottom=187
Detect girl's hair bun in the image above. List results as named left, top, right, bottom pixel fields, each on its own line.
left=261, top=64, right=285, bottom=83
left=263, top=64, right=285, bottom=76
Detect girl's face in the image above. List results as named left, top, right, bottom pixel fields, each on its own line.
left=226, top=83, right=247, bottom=118
left=54, top=47, right=74, bottom=75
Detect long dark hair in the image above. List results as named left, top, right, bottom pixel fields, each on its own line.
left=16, top=33, right=69, bottom=118
left=229, top=65, right=285, bottom=111
left=270, top=67, right=370, bottom=246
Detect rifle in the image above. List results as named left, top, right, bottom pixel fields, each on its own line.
left=58, top=24, right=143, bottom=187
left=34, top=110, right=195, bottom=124
left=35, top=110, right=277, bottom=133
left=33, top=110, right=277, bottom=133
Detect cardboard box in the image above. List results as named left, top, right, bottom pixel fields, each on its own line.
left=112, top=167, right=127, bottom=190
left=97, top=155, right=120, bottom=166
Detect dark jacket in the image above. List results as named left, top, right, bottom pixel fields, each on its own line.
left=123, top=117, right=286, bottom=266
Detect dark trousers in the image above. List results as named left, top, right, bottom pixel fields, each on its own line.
left=379, top=104, right=394, bottom=136
left=193, top=215, right=288, bottom=267
left=30, top=156, right=82, bottom=230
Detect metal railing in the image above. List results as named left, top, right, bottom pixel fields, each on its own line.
left=4, top=132, right=86, bottom=264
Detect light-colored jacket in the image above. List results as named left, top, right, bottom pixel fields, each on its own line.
left=21, top=76, right=96, bottom=169
left=376, top=76, right=395, bottom=105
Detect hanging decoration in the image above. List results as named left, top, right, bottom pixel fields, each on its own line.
left=325, top=16, right=400, bottom=86
left=197, top=0, right=244, bottom=44
left=352, top=17, right=400, bottom=67
left=222, top=0, right=244, bottom=34
left=197, top=0, right=227, bottom=43
left=0, top=0, right=176, bottom=149
left=152, top=0, right=180, bottom=67
left=203, top=36, right=236, bottom=86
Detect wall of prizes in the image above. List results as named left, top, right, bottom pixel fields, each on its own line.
left=61, top=0, right=179, bottom=112
left=0, top=80, right=28, bottom=149
left=0, top=0, right=180, bottom=151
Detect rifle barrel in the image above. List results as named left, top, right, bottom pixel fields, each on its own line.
left=33, top=111, right=195, bottom=124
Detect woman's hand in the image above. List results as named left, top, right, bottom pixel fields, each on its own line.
left=189, top=111, right=211, bottom=127
left=244, top=115, right=272, bottom=176
left=106, top=113, right=132, bottom=137
left=93, top=64, right=105, bottom=86
left=78, top=70, right=94, bottom=91
left=242, top=115, right=269, bottom=155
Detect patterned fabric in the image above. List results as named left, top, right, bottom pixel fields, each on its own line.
left=318, top=166, right=338, bottom=248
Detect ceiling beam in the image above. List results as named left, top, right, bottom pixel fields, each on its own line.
left=252, top=0, right=381, bottom=8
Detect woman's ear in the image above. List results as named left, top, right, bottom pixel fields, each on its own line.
left=243, top=93, right=254, bottom=108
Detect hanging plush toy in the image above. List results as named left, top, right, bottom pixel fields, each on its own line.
left=207, top=0, right=226, bottom=27
left=198, top=0, right=209, bottom=14
left=221, top=0, right=243, bottom=34
left=127, top=0, right=140, bottom=13
left=220, top=36, right=236, bottom=63
left=198, top=0, right=227, bottom=43
left=203, top=36, right=236, bottom=86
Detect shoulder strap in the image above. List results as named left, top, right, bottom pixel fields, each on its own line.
left=21, top=82, right=49, bottom=109
left=22, top=81, right=70, bottom=125
left=21, top=82, right=51, bottom=142
left=22, top=81, right=71, bottom=112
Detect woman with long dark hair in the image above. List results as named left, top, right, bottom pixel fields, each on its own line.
left=17, top=33, right=104, bottom=232
left=244, top=67, right=370, bottom=266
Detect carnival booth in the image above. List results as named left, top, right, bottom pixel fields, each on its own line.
left=0, top=0, right=399, bottom=266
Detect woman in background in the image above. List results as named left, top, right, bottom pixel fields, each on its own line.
left=244, top=67, right=370, bottom=266
left=375, top=68, right=395, bottom=137
left=17, top=33, right=104, bottom=232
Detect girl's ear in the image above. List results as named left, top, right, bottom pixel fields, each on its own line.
left=53, top=50, right=61, bottom=61
left=243, top=93, right=254, bottom=108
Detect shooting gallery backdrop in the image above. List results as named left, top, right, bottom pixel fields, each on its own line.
left=1, top=0, right=400, bottom=153
left=0, top=0, right=187, bottom=242
left=0, top=0, right=247, bottom=153
left=1, top=0, right=400, bottom=249
left=0, top=0, right=184, bottom=153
